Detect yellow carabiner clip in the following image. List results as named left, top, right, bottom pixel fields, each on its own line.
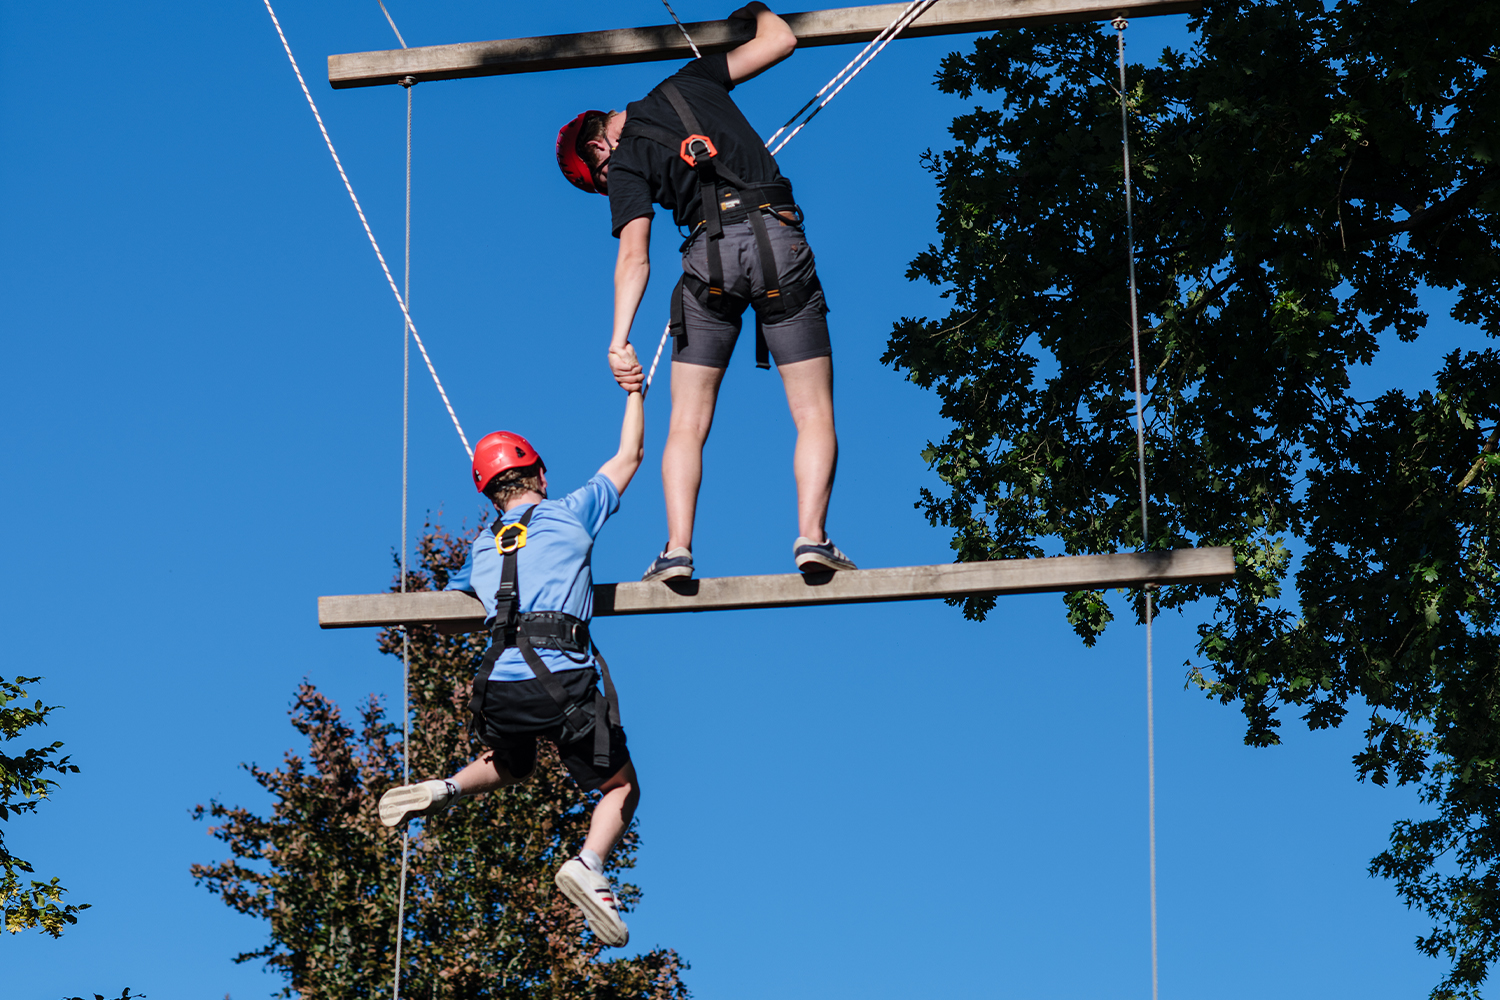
left=495, top=522, right=528, bottom=555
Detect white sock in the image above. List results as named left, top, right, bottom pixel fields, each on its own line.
left=442, top=778, right=462, bottom=801
left=579, top=848, right=604, bottom=873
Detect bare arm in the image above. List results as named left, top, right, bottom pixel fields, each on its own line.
left=725, top=3, right=797, bottom=83
left=608, top=215, right=651, bottom=391
left=598, top=381, right=646, bottom=496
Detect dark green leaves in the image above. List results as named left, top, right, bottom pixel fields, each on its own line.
left=1, top=675, right=88, bottom=937
left=890, top=0, right=1497, bottom=993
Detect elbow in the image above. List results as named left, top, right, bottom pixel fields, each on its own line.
left=620, top=246, right=650, bottom=273
left=769, top=23, right=796, bottom=59
left=615, top=253, right=650, bottom=285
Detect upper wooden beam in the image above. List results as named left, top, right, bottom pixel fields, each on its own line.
left=328, top=0, right=1198, bottom=89
left=317, top=546, right=1234, bottom=630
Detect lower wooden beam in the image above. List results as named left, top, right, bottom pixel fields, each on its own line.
left=328, top=0, right=1199, bottom=88
left=317, top=547, right=1234, bottom=630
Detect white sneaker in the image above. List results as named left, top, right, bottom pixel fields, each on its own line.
left=555, top=857, right=630, bottom=947
left=378, top=779, right=456, bottom=828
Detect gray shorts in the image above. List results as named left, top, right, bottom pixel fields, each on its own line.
left=674, top=216, right=831, bottom=369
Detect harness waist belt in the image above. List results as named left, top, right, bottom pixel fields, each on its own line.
left=693, top=182, right=797, bottom=229
left=490, top=611, right=590, bottom=655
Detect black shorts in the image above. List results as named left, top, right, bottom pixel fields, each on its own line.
left=674, top=216, right=831, bottom=369
left=471, top=667, right=630, bottom=793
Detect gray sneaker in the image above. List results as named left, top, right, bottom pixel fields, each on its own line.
left=642, top=546, right=694, bottom=582
left=794, top=536, right=857, bottom=573
left=555, top=857, right=630, bottom=947
left=378, top=779, right=457, bottom=828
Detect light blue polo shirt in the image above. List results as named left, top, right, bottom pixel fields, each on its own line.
left=445, top=473, right=619, bottom=682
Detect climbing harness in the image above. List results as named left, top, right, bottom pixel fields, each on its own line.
left=467, top=507, right=623, bottom=768
left=622, top=80, right=825, bottom=371
left=1112, top=16, right=1159, bottom=1000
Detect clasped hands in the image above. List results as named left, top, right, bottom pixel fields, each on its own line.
left=608, top=342, right=644, bottom=393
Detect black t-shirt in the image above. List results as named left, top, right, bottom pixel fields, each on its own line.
left=608, top=52, right=791, bottom=237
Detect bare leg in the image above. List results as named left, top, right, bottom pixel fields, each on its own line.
left=661, top=362, right=726, bottom=552
left=450, top=750, right=522, bottom=796
left=583, top=761, right=640, bottom=862
left=778, top=356, right=838, bottom=542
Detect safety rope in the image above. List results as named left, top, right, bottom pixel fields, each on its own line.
left=660, top=0, right=702, bottom=59
left=767, top=0, right=939, bottom=155
left=378, top=0, right=408, bottom=49
left=1113, top=16, right=1158, bottom=1000
left=381, top=13, right=415, bottom=1000
left=260, top=0, right=472, bottom=460
left=644, top=322, right=671, bottom=397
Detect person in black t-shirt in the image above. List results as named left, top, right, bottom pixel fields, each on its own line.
left=555, top=2, right=857, bottom=582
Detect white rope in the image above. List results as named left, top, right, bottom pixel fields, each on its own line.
left=260, top=0, right=472, bottom=459
left=766, top=0, right=927, bottom=150
left=644, top=322, right=672, bottom=397
left=1114, top=17, right=1158, bottom=1000
left=767, top=0, right=939, bottom=155
left=660, top=0, right=701, bottom=59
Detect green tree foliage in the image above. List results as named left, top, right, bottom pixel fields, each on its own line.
left=192, top=523, right=689, bottom=1000
left=2, top=675, right=87, bottom=935
left=883, top=0, right=1497, bottom=994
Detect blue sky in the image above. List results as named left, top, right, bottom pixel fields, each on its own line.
left=0, top=2, right=1476, bottom=998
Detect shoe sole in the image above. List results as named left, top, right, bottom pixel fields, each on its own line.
left=642, top=565, right=693, bottom=582
left=795, top=553, right=856, bottom=573
left=555, top=865, right=630, bottom=947
left=379, top=784, right=435, bottom=828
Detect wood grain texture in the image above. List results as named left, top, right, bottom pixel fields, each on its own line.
left=317, top=546, right=1234, bottom=630
left=328, top=0, right=1199, bottom=88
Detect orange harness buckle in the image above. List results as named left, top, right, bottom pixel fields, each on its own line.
left=679, top=134, right=718, bottom=167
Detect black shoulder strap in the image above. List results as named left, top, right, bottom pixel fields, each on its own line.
left=491, top=505, right=537, bottom=629
left=657, top=79, right=704, bottom=137
left=619, top=119, right=683, bottom=150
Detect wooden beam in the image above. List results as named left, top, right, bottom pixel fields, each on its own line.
left=317, top=546, right=1234, bottom=630
left=328, top=0, right=1199, bottom=89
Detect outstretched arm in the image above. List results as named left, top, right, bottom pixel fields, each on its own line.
left=725, top=2, right=797, bottom=84
left=608, top=216, right=650, bottom=391
left=598, top=375, right=646, bottom=496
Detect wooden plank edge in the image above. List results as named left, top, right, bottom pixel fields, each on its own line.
left=327, top=0, right=1200, bottom=89
left=318, top=547, right=1234, bottom=629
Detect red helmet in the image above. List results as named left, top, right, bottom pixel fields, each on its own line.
left=472, top=431, right=545, bottom=493
left=557, top=110, right=608, bottom=195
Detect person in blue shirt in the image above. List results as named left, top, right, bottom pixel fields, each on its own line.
left=379, top=373, right=644, bottom=948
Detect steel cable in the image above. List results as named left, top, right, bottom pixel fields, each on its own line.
left=1113, top=16, right=1159, bottom=1000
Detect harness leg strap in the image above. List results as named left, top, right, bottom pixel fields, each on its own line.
left=592, top=644, right=622, bottom=769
